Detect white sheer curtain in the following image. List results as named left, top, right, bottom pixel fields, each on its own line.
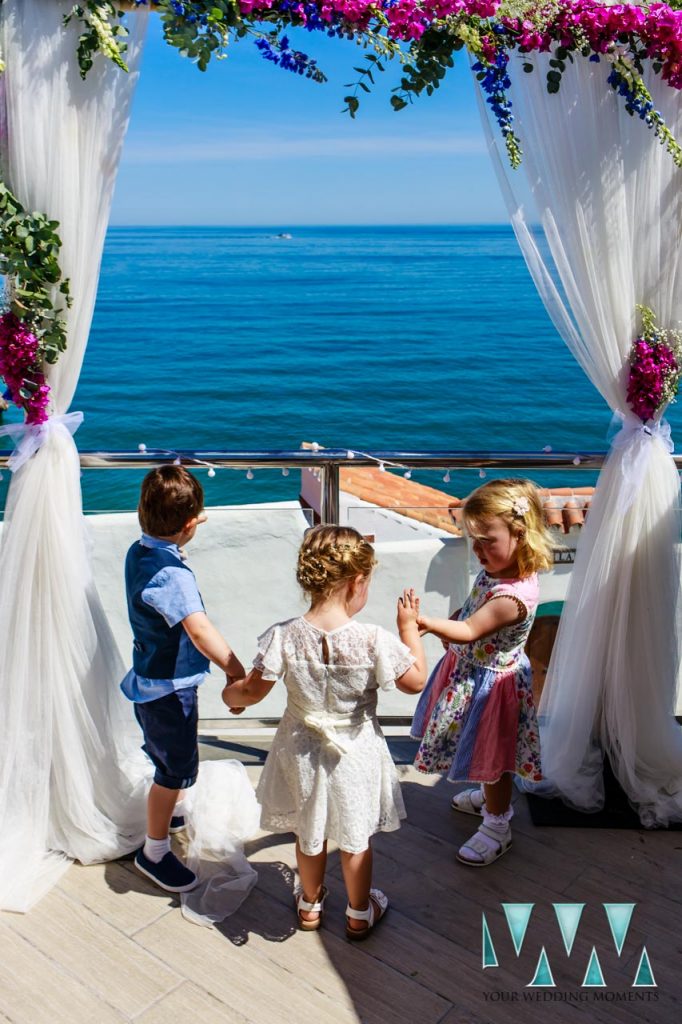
left=0, top=1, right=260, bottom=920
left=476, top=54, right=682, bottom=826
left=0, top=0, right=150, bottom=911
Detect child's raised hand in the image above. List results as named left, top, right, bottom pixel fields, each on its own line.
left=417, top=612, right=434, bottom=636
left=397, top=588, right=420, bottom=628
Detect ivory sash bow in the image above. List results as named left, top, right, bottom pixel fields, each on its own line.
left=285, top=699, right=370, bottom=756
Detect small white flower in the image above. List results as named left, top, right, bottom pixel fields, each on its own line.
left=511, top=496, right=530, bottom=518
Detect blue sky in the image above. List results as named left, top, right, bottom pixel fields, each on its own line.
left=112, top=16, right=508, bottom=225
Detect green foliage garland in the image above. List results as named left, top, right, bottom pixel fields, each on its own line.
left=0, top=183, right=71, bottom=365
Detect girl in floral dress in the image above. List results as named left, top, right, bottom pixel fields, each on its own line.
left=412, top=478, right=553, bottom=866
left=223, top=526, right=427, bottom=937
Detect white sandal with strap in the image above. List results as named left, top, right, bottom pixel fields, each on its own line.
left=294, top=884, right=328, bottom=931
left=451, top=788, right=485, bottom=816
left=457, top=824, right=512, bottom=866
left=345, top=888, right=389, bottom=941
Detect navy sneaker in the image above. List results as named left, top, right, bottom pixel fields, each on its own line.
left=134, top=849, right=198, bottom=893
left=169, top=814, right=186, bottom=834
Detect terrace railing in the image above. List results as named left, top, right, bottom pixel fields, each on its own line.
left=0, top=446, right=639, bottom=524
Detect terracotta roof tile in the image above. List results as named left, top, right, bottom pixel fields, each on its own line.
left=301, top=448, right=596, bottom=537
left=340, top=466, right=461, bottom=536
left=341, top=475, right=597, bottom=536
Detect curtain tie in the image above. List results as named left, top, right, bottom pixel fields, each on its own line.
left=608, top=412, right=673, bottom=511
left=0, top=411, right=84, bottom=473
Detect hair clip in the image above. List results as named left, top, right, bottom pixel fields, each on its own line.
left=511, top=496, right=530, bottom=518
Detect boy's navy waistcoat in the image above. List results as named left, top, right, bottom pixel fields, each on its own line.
left=125, top=542, right=210, bottom=679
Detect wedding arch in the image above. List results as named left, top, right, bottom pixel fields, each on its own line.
left=2, top=0, right=682, bottom=911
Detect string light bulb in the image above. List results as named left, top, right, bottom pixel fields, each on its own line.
left=138, top=443, right=147, bottom=453
left=282, top=468, right=290, bottom=477
left=347, top=450, right=355, bottom=460
left=310, top=441, right=320, bottom=452
left=246, top=468, right=254, bottom=480
left=378, top=462, right=386, bottom=472
left=443, top=471, right=451, bottom=483
left=207, top=468, right=216, bottom=478
left=173, top=457, right=182, bottom=466
left=479, top=469, right=486, bottom=479
left=543, top=445, right=552, bottom=453
left=404, top=470, right=412, bottom=479
left=573, top=456, right=581, bottom=466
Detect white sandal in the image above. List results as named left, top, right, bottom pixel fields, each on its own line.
left=345, top=888, right=389, bottom=941
left=451, top=788, right=485, bottom=816
left=457, top=824, right=512, bottom=867
left=294, top=884, right=328, bottom=931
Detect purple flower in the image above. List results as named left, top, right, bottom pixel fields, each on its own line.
left=627, top=334, right=679, bottom=423
left=0, top=313, right=51, bottom=424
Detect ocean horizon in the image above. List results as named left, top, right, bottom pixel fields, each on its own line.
left=3, top=224, right=674, bottom=513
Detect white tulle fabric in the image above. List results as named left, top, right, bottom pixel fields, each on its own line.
left=255, top=618, right=414, bottom=854
left=180, top=762, right=260, bottom=927
left=0, top=0, right=151, bottom=911
left=0, top=1, right=258, bottom=916
left=476, top=54, right=682, bottom=824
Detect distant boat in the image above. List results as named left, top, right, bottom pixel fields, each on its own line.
left=276, top=232, right=292, bottom=239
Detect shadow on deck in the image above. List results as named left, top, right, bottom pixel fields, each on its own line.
left=0, top=757, right=680, bottom=1024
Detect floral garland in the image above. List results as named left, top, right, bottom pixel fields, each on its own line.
left=55, top=2, right=682, bottom=170
left=2, top=1, right=682, bottom=423
left=626, top=304, right=682, bottom=423
left=0, top=184, right=71, bottom=424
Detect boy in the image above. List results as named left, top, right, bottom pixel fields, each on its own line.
left=121, top=465, right=244, bottom=892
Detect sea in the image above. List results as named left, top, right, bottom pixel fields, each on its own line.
left=3, top=224, right=677, bottom=513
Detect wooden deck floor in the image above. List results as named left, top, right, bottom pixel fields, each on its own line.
left=1, top=753, right=680, bottom=1024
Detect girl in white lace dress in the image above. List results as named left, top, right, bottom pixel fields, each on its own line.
left=222, top=525, right=426, bottom=938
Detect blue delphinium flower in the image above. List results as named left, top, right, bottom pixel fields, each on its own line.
left=253, top=34, right=325, bottom=82
left=607, top=69, right=655, bottom=126
left=472, top=51, right=520, bottom=166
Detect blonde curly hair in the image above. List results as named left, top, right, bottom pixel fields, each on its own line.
left=463, top=477, right=553, bottom=576
left=296, top=525, right=377, bottom=602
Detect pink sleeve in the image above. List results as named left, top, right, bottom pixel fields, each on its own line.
left=487, top=574, right=539, bottom=620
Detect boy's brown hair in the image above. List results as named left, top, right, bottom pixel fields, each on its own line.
left=138, top=466, right=204, bottom=538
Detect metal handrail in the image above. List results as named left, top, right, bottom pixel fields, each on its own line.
left=1, top=445, right=671, bottom=524
left=0, top=447, right=611, bottom=470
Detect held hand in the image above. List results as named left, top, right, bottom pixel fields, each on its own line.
left=397, top=588, right=420, bottom=628
left=223, top=676, right=246, bottom=713
left=222, top=680, right=242, bottom=710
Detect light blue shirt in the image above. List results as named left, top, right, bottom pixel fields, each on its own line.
left=120, top=534, right=209, bottom=703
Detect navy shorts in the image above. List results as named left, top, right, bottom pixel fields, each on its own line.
left=134, top=686, right=199, bottom=790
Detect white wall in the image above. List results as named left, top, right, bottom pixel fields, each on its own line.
left=4, top=506, right=677, bottom=717
left=89, top=503, right=473, bottom=718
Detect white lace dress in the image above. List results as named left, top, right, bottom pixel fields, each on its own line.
left=254, top=617, right=415, bottom=855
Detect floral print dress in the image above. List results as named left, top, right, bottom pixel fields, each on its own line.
left=412, top=571, right=543, bottom=785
